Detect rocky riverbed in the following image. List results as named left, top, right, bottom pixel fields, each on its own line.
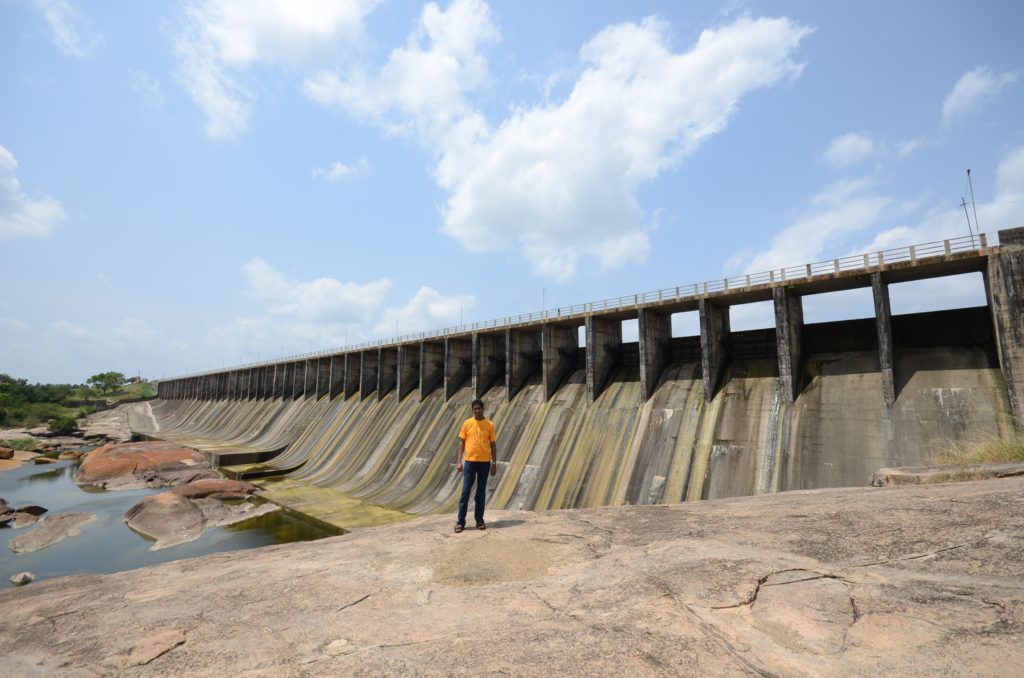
left=0, top=475, right=1021, bottom=676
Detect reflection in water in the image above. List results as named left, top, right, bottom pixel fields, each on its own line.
left=20, top=464, right=71, bottom=483
left=1, top=461, right=338, bottom=588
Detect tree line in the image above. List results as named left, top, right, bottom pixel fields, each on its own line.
left=0, top=372, right=128, bottom=429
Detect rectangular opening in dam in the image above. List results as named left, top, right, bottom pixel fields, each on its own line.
left=729, top=300, right=774, bottom=331
left=802, top=287, right=874, bottom=323
left=670, top=311, right=701, bottom=362
left=888, top=272, right=988, bottom=315
left=728, top=300, right=777, bottom=359
left=621, top=318, right=638, bottom=342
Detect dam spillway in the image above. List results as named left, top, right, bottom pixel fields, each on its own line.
left=144, top=229, right=1024, bottom=528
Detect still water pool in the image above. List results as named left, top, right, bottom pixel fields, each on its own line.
left=1, top=460, right=340, bottom=588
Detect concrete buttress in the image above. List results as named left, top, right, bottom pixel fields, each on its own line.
left=987, top=227, right=1024, bottom=429
left=586, top=315, right=623, bottom=402
left=445, top=337, right=472, bottom=401
left=638, top=308, right=671, bottom=400
left=699, top=299, right=731, bottom=401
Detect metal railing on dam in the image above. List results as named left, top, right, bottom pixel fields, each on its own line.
left=144, top=227, right=1024, bottom=524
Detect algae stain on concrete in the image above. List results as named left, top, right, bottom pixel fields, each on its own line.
left=255, top=477, right=412, bottom=531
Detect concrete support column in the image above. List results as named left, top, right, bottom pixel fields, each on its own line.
left=270, top=364, right=281, bottom=399
left=987, top=227, right=1024, bottom=428
left=233, top=372, right=244, bottom=400
left=291, top=362, right=305, bottom=400
left=219, top=372, right=229, bottom=399
left=586, top=315, right=622, bottom=402
left=329, top=355, right=345, bottom=400
left=397, top=345, right=420, bottom=399
left=445, top=337, right=472, bottom=401
left=316, top=358, right=330, bottom=399
left=360, top=350, right=379, bottom=399
left=279, top=362, right=293, bottom=399
left=261, top=366, right=272, bottom=399
left=253, top=367, right=263, bottom=399
left=205, top=375, right=215, bottom=400
left=304, top=360, right=317, bottom=398
left=378, top=347, right=398, bottom=401
left=244, top=369, right=255, bottom=400
left=420, top=341, right=444, bottom=400
left=542, top=323, right=579, bottom=400
left=506, top=328, right=541, bottom=401
left=344, top=353, right=361, bottom=399
left=473, top=332, right=506, bottom=399
left=871, top=273, right=896, bottom=408
left=699, top=299, right=731, bottom=401
left=638, top=308, right=672, bottom=400
left=773, top=287, right=804, bottom=402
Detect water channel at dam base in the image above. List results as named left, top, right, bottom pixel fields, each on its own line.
left=0, top=458, right=340, bottom=589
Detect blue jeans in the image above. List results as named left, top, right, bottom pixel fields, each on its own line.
left=457, top=461, right=491, bottom=526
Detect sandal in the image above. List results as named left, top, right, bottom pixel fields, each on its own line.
left=476, top=521, right=487, bottom=530
left=454, top=524, right=464, bottom=533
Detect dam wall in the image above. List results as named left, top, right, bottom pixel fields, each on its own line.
left=144, top=230, right=1024, bottom=525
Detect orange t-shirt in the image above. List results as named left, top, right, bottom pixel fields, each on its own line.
left=459, top=417, right=496, bottom=462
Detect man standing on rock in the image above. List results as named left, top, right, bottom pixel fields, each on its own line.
left=455, top=398, right=497, bottom=533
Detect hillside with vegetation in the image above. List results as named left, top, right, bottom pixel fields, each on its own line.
left=0, top=372, right=155, bottom=431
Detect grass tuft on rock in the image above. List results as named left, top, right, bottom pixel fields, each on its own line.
left=0, top=438, right=38, bottom=451
left=931, top=436, right=1024, bottom=465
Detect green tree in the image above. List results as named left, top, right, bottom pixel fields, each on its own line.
left=87, top=371, right=127, bottom=394
left=48, top=415, right=78, bottom=435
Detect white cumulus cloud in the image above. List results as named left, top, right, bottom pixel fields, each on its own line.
left=373, top=286, right=476, bottom=336
left=312, top=157, right=369, bottom=182
left=942, top=66, right=1019, bottom=127
left=175, top=0, right=380, bottom=140
left=243, top=257, right=392, bottom=322
left=822, top=132, right=876, bottom=168
left=0, top=144, right=66, bottom=239
left=308, top=8, right=811, bottom=280
left=304, top=0, right=498, bottom=142
left=32, top=0, right=101, bottom=58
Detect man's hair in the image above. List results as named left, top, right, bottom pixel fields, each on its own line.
left=471, top=398, right=484, bottom=409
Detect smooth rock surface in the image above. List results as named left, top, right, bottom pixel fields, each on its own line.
left=8, top=513, right=96, bottom=553
left=871, top=461, right=1024, bottom=486
left=75, top=441, right=219, bottom=490
left=1, top=477, right=1022, bottom=676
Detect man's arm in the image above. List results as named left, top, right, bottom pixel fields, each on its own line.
left=489, top=440, right=497, bottom=476
left=456, top=438, right=465, bottom=472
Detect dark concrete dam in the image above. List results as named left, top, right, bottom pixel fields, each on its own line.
left=144, top=229, right=1024, bottom=528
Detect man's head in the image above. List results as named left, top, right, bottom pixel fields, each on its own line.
left=471, top=398, right=485, bottom=419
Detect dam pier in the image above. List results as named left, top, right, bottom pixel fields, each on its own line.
left=144, top=229, right=1024, bottom=528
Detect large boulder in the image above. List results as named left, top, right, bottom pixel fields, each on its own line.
left=8, top=512, right=96, bottom=553
left=124, top=488, right=277, bottom=551
left=871, top=461, right=1024, bottom=486
left=123, top=492, right=205, bottom=550
left=0, top=447, right=13, bottom=460
left=171, top=479, right=259, bottom=500
left=74, top=441, right=220, bottom=490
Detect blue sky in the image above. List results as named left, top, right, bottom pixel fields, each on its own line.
left=1, top=0, right=1022, bottom=384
